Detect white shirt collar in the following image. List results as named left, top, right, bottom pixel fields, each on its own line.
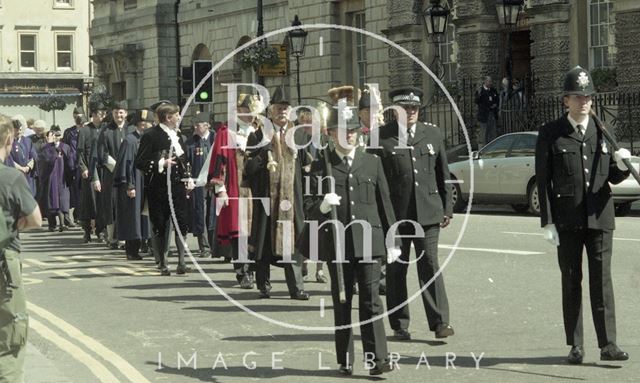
left=336, top=147, right=356, bottom=163
left=567, top=114, right=589, bottom=130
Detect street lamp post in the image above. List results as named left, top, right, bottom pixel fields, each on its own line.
left=496, top=0, right=524, bottom=100
left=256, top=0, right=265, bottom=86
left=422, top=0, right=451, bottom=81
left=288, top=15, right=308, bottom=106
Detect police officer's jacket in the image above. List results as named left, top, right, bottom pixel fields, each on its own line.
left=535, top=115, right=629, bottom=231
left=301, top=148, right=397, bottom=262
left=370, top=120, right=453, bottom=226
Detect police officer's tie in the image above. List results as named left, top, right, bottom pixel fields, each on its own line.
left=576, top=124, right=585, bottom=139
left=407, top=126, right=414, bottom=146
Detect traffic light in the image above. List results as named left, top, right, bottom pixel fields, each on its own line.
left=192, top=60, right=213, bottom=104
left=181, top=66, right=193, bottom=95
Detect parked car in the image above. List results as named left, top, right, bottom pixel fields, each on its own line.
left=448, top=132, right=640, bottom=216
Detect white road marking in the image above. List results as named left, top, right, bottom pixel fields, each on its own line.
left=31, top=269, right=82, bottom=282
left=114, top=267, right=142, bottom=276
left=29, top=303, right=152, bottom=383
left=438, top=244, right=544, bottom=255
left=319, top=298, right=325, bottom=318
left=87, top=267, right=107, bottom=276
left=502, top=231, right=640, bottom=242
left=29, top=318, right=121, bottom=383
left=53, top=256, right=78, bottom=265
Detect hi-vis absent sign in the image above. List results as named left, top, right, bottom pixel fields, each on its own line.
left=258, top=44, right=288, bottom=77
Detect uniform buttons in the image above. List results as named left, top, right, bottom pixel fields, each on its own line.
left=583, top=155, right=587, bottom=160
left=415, top=182, right=419, bottom=186
left=351, top=215, right=356, bottom=219
left=349, top=174, right=353, bottom=178
left=584, top=168, right=589, bottom=174
left=586, top=181, right=590, bottom=187
left=562, top=149, right=567, bottom=152
left=349, top=186, right=354, bottom=191
left=414, top=169, right=418, bottom=174
left=557, top=194, right=561, bottom=198
left=350, top=201, right=355, bottom=205
left=412, top=157, right=417, bottom=162
left=583, top=143, right=587, bottom=147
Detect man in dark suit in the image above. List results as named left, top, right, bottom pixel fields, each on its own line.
left=77, top=103, right=106, bottom=243
left=371, top=87, right=454, bottom=341
left=475, top=76, right=499, bottom=147
left=535, top=66, right=630, bottom=364
left=135, top=102, right=193, bottom=276
left=95, top=101, right=133, bottom=249
left=303, top=101, right=395, bottom=376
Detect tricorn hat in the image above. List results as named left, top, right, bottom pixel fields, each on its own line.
left=563, top=65, right=595, bottom=96
left=270, top=87, right=289, bottom=105
left=132, top=109, right=155, bottom=125
left=112, top=100, right=128, bottom=110
left=11, top=114, right=27, bottom=130
left=150, top=100, right=173, bottom=111
left=389, top=87, right=423, bottom=106
left=89, top=101, right=107, bottom=113
left=193, top=111, right=212, bottom=125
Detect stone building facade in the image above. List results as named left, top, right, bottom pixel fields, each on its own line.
left=0, top=0, right=93, bottom=128
left=89, top=0, right=635, bottom=128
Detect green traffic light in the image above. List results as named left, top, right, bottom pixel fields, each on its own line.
left=199, top=91, right=209, bottom=100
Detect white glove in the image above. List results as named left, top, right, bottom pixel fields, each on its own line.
left=215, top=191, right=230, bottom=216
left=387, top=247, right=402, bottom=264
left=319, top=193, right=341, bottom=214
left=92, top=180, right=101, bottom=192
left=542, top=224, right=560, bottom=247
left=614, top=148, right=631, bottom=171
left=186, top=178, right=195, bottom=191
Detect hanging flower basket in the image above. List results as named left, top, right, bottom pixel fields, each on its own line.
left=38, top=95, right=67, bottom=112
left=239, top=44, right=280, bottom=70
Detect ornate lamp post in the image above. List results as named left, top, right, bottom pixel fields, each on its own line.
left=496, top=0, right=524, bottom=97
left=288, top=15, right=307, bottom=106
left=422, top=0, right=451, bottom=81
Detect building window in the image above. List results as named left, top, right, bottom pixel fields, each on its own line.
left=439, top=24, right=457, bottom=85
left=588, top=0, right=615, bottom=69
left=56, top=34, right=73, bottom=69
left=53, top=0, right=73, bottom=8
left=19, top=34, right=37, bottom=69
left=124, top=0, right=137, bottom=10
left=353, top=11, right=367, bottom=90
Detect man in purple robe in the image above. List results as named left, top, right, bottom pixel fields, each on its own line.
left=38, top=127, right=74, bottom=231
left=5, top=115, right=37, bottom=196
left=62, top=106, right=84, bottom=225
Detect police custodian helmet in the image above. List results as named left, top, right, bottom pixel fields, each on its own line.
left=563, top=65, right=595, bottom=96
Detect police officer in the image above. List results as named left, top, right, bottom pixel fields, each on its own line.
left=371, top=87, right=454, bottom=341
left=0, top=114, right=43, bottom=382
left=535, top=66, right=630, bottom=364
left=303, top=102, right=396, bottom=376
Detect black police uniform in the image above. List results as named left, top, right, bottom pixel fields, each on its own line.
left=303, top=140, right=396, bottom=372
left=370, top=87, right=454, bottom=338
left=535, top=66, right=630, bottom=355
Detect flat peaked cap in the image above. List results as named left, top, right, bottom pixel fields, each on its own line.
left=389, top=87, right=423, bottom=106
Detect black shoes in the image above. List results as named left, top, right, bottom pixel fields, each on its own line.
left=369, top=361, right=394, bottom=376
left=435, top=323, right=455, bottom=339
left=240, top=274, right=254, bottom=289
left=600, top=343, right=629, bottom=361
left=393, top=329, right=411, bottom=341
left=258, top=289, right=271, bottom=299
left=126, top=254, right=143, bottom=261
left=176, top=265, right=191, bottom=275
left=567, top=345, right=584, bottom=364
left=160, top=268, right=171, bottom=276
left=338, top=364, right=353, bottom=376
left=290, top=291, right=310, bottom=300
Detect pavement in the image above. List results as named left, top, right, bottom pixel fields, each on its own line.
left=17, top=204, right=640, bottom=382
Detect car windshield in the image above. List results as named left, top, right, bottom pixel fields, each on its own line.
left=480, top=135, right=516, bottom=159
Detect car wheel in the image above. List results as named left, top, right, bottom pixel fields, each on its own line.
left=528, top=183, right=540, bottom=216
left=511, top=204, right=529, bottom=213
left=615, top=202, right=632, bottom=217
left=451, top=179, right=466, bottom=213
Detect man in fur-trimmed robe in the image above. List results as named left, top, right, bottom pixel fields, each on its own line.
left=244, top=88, right=310, bottom=300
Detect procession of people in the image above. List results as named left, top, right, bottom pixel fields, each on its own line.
left=1, top=65, right=632, bottom=378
